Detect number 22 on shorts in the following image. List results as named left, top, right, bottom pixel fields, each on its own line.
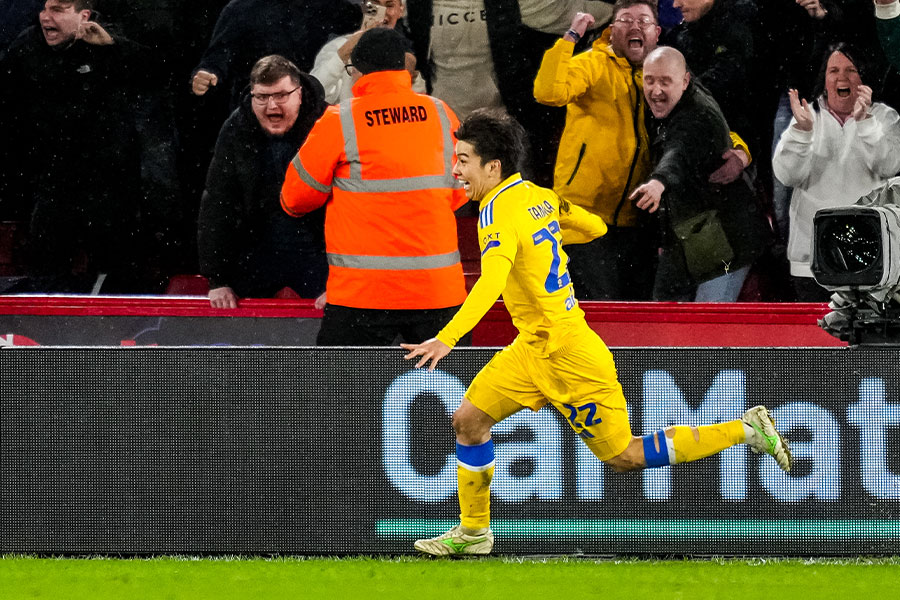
left=561, top=402, right=602, bottom=438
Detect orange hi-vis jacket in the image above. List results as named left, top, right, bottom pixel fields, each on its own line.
left=281, top=69, right=468, bottom=310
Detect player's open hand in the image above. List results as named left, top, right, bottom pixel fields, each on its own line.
left=401, top=338, right=452, bottom=371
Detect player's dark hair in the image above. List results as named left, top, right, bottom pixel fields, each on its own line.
left=250, top=55, right=302, bottom=87
left=455, top=109, right=526, bottom=180
left=612, top=0, right=658, bottom=22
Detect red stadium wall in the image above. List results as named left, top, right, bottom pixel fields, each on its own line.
left=0, top=296, right=842, bottom=347
left=473, top=301, right=843, bottom=347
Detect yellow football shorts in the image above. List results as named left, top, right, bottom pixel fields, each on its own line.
left=465, top=324, right=633, bottom=461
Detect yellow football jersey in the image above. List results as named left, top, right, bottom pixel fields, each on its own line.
left=475, top=173, right=607, bottom=355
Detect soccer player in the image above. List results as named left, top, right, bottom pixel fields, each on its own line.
left=401, top=109, right=793, bottom=556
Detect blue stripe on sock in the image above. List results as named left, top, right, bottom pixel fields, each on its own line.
left=456, top=440, right=494, bottom=468
left=642, top=430, right=671, bottom=468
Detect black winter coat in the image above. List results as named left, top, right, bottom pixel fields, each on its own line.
left=663, top=0, right=759, bottom=152
left=0, top=0, right=42, bottom=51
left=192, top=0, right=359, bottom=107
left=647, top=80, right=771, bottom=294
left=754, top=0, right=842, bottom=102
left=197, top=72, right=328, bottom=296
left=0, top=24, right=146, bottom=219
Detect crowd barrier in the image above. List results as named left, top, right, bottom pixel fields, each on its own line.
left=0, top=296, right=842, bottom=347
left=1, top=346, right=897, bottom=556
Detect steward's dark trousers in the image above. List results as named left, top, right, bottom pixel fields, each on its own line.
left=316, top=304, right=470, bottom=347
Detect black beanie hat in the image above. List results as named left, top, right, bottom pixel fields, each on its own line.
left=350, top=27, right=406, bottom=74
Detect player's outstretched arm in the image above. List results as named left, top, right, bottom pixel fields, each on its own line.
left=401, top=254, right=512, bottom=370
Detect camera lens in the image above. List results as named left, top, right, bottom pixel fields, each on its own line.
left=821, top=215, right=880, bottom=274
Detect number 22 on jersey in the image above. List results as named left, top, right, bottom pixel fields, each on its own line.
left=531, top=220, right=576, bottom=310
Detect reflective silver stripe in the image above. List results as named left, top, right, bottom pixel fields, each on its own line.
left=291, top=155, right=331, bottom=194
left=333, top=173, right=457, bottom=193
left=339, top=100, right=362, bottom=181
left=430, top=97, right=455, bottom=169
left=328, top=250, right=461, bottom=270
left=335, top=95, right=460, bottom=194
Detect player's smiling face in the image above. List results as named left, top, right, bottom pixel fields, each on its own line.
left=453, top=140, right=502, bottom=203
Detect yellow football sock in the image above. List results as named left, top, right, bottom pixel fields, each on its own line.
left=669, top=420, right=746, bottom=464
left=458, top=464, right=494, bottom=531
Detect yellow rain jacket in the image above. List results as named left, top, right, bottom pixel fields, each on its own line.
left=534, top=29, right=650, bottom=228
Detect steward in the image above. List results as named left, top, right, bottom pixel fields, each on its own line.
left=281, top=27, right=469, bottom=346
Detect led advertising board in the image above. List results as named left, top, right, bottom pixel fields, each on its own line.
left=1, top=348, right=897, bottom=555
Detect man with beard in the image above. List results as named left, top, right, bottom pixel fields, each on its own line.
left=534, top=0, right=750, bottom=300
left=533, top=0, right=660, bottom=300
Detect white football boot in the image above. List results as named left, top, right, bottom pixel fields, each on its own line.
left=742, top=405, right=793, bottom=472
left=414, top=524, right=494, bottom=556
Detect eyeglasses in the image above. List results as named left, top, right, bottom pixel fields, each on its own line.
left=613, top=16, right=657, bottom=28
left=250, top=86, right=300, bottom=105
left=344, top=63, right=357, bottom=76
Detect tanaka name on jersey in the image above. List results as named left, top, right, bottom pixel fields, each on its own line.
left=527, top=201, right=555, bottom=220
left=365, top=105, right=428, bottom=127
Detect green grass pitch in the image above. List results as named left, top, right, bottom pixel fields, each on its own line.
left=3, top=555, right=899, bottom=599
